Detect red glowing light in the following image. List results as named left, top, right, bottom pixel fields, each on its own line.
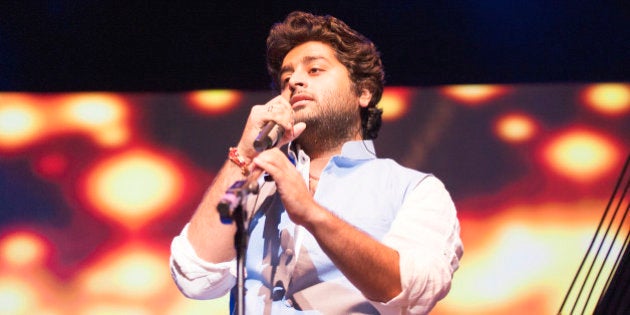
left=34, top=152, right=69, bottom=178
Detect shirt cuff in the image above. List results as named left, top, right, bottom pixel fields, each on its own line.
left=372, top=249, right=452, bottom=315
left=170, top=223, right=236, bottom=299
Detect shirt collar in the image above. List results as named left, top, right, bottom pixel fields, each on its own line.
left=339, top=140, right=377, bottom=160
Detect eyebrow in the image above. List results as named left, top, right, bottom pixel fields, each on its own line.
left=279, top=55, right=329, bottom=78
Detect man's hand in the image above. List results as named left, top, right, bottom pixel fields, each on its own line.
left=236, top=95, right=305, bottom=165
left=252, top=148, right=322, bottom=226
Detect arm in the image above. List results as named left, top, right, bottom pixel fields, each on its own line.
left=185, top=95, right=302, bottom=263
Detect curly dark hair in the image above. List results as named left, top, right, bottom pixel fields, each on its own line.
left=266, top=11, right=385, bottom=140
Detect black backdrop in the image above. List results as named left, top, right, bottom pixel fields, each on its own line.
left=1, top=1, right=629, bottom=92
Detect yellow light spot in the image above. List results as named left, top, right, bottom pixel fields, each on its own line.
left=442, top=84, right=508, bottom=105
left=84, top=149, right=184, bottom=229
left=543, top=129, right=621, bottom=182
left=62, top=94, right=126, bottom=128
left=92, top=125, right=131, bottom=147
left=583, top=83, right=630, bottom=115
left=0, top=232, right=48, bottom=267
left=495, top=113, right=537, bottom=143
left=379, top=87, right=410, bottom=121
left=0, top=278, right=38, bottom=315
left=78, top=246, right=169, bottom=300
left=438, top=200, right=608, bottom=315
left=188, top=90, right=242, bottom=114
left=0, top=103, right=45, bottom=149
left=60, top=93, right=130, bottom=147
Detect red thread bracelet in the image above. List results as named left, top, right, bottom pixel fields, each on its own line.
left=228, top=147, right=250, bottom=176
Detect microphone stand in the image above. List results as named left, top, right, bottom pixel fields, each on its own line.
left=217, top=180, right=252, bottom=315
left=218, top=121, right=281, bottom=314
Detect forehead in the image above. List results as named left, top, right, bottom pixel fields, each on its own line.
left=281, top=41, right=340, bottom=67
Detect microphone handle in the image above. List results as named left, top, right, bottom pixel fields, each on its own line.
left=253, top=122, right=284, bottom=152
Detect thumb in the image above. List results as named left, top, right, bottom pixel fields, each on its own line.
left=279, top=122, right=306, bottom=146
left=292, top=122, right=306, bottom=139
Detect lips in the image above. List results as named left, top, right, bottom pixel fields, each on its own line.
left=290, top=93, right=313, bottom=108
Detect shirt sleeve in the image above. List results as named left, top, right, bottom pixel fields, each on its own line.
left=169, top=223, right=237, bottom=299
left=375, top=175, right=464, bottom=315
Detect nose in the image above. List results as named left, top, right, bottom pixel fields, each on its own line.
left=287, top=69, right=307, bottom=90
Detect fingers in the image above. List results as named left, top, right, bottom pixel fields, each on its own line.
left=251, top=148, right=286, bottom=175
left=238, top=95, right=298, bottom=159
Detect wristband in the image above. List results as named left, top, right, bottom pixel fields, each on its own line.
left=228, top=147, right=250, bottom=176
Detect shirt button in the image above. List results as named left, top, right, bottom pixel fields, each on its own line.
left=272, top=286, right=285, bottom=301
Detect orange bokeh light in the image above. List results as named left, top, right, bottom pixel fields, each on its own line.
left=441, top=84, right=508, bottom=105
left=83, top=149, right=185, bottom=229
left=0, top=277, right=39, bottom=315
left=59, top=93, right=130, bottom=146
left=188, top=89, right=242, bottom=114
left=0, top=101, right=45, bottom=150
left=61, top=93, right=126, bottom=127
left=541, top=129, right=621, bottom=182
left=582, top=83, right=630, bottom=115
left=379, top=87, right=411, bottom=121
left=495, top=113, right=538, bottom=143
left=436, top=199, right=608, bottom=315
left=0, top=231, right=49, bottom=268
left=77, top=245, right=170, bottom=301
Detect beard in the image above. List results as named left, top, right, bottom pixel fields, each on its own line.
left=293, top=89, right=362, bottom=154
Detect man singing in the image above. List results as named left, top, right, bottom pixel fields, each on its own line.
left=170, top=11, right=463, bottom=314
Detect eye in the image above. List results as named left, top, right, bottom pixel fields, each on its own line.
left=280, top=76, right=290, bottom=88
left=309, top=67, right=321, bottom=74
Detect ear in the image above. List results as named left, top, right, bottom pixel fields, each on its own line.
left=359, top=88, right=372, bottom=108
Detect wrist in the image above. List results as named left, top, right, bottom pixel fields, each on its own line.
left=228, top=147, right=251, bottom=176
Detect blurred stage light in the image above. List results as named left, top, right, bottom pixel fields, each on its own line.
left=441, top=84, right=508, bottom=105
left=77, top=245, right=170, bottom=300
left=440, top=201, right=602, bottom=315
left=0, top=231, right=49, bottom=268
left=542, top=128, right=621, bottom=182
left=379, top=87, right=411, bottom=121
left=188, top=89, right=242, bottom=114
left=0, top=101, right=45, bottom=150
left=80, top=304, right=152, bottom=315
left=582, top=83, right=630, bottom=115
left=0, top=278, right=37, bottom=315
left=61, top=93, right=127, bottom=128
left=34, top=152, right=69, bottom=179
left=83, top=149, right=185, bottom=229
left=495, top=113, right=537, bottom=143
left=60, top=93, right=130, bottom=147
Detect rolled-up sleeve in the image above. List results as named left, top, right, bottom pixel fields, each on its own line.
left=170, top=223, right=237, bottom=299
left=376, top=176, right=464, bottom=315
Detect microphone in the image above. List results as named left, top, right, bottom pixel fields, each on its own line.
left=253, top=122, right=285, bottom=152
